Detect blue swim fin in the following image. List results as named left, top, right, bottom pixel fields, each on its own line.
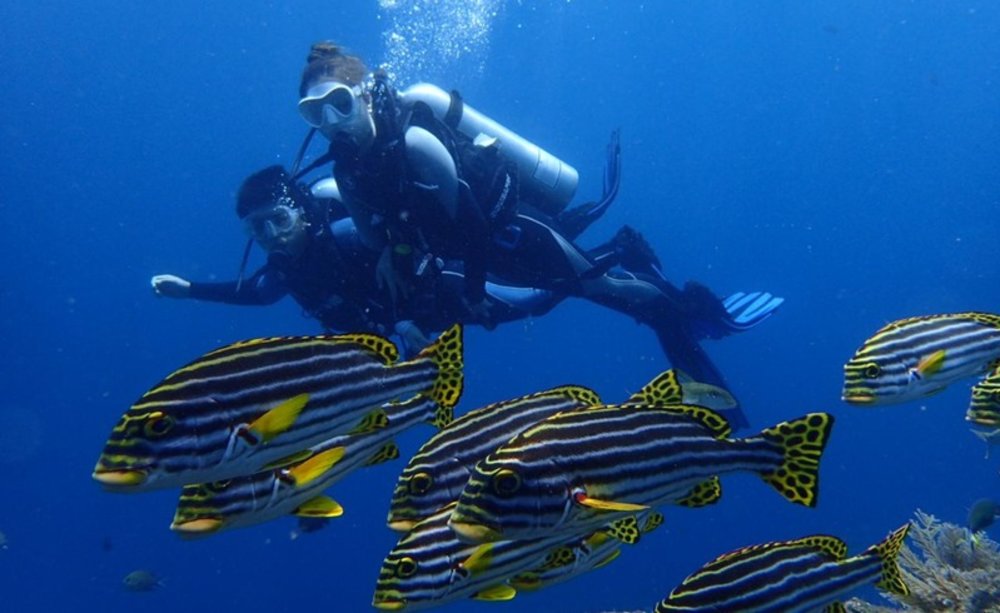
left=721, top=291, right=785, bottom=331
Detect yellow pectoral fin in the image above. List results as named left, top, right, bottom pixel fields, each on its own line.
left=286, top=447, right=346, bottom=487
left=260, top=449, right=314, bottom=471
left=294, top=495, right=344, bottom=518
left=575, top=493, right=649, bottom=513
left=250, top=394, right=309, bottom=442
left=472, top=584, right=516, bottom=602
left=917, top=349, right=946, bottom=377
left=460, top=543, right=496, bottom=575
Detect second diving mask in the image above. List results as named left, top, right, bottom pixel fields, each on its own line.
left=242, top=204, right=303, bottom=244
left=298, top=82, right=363, bottom=129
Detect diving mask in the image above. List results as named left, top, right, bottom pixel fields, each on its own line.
left=298, top=81, right=363, bottom=129
left=242, top=203, right=304, bottom=244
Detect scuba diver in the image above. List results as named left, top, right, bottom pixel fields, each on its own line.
left=287, top=40, right=783, bottom=426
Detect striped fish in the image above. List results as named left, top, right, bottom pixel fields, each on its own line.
left=967, top=364, right=1000, bottom=426
left=509, top=512, right=663, bottom=592
left=387, top=369, right=730, bottom=532
left=92, top=325, right=463, bottom=492
left=843, top=312, right=1000, bottom=406
left=170, top=394, right=452, bottom=536
left=374, top=502, right=615, bottom=611
left=653, top=524, right=910, bottom=612
left=448, top=406, right=833, bottom=544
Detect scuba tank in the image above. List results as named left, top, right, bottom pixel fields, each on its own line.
left=399, top=83, right=579, bottom=217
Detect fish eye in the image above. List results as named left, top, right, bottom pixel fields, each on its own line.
left=409, top=472, right=433, bottom=495
left=144, top=412, right=175, bottom=437
left=863, top=363, right=881, bottom=379
left=493, top=469, right=522, bottom=497
left=396, top=556, right=418, bottom=578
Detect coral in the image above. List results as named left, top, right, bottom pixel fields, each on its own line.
left=847, top=510, right=1000, bottom=613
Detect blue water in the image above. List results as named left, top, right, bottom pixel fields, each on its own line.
left=2, top=1, right=999, bottom=611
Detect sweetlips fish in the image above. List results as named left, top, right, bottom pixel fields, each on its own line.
left=93, top=325, right=462, bottom=491
left=171, top=394, right=451, bottom=536
left=387, top=369, right=734, bottom=532
left=653, top=525, right=909, bottom=612
left=843, top=312, right=1000, bottom=406
left=967, top=364, right=1000, bottom=426
left=449, top=405, right=834, bottom=544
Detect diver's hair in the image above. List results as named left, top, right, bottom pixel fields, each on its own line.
left=299, top=41, right=368, bottom=97
left=236, top=165, right=304, bottom=219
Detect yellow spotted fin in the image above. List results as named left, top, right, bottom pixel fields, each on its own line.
left=538, top=385, right=602, bottom=406
left=294, top=495, right=344, bottom=518
left=335, top=332, right=399, bottom=364
left=364, top=442, right=400, bottom=467
left=759, top=413, right=834, bottom=507
left=285, top=447, right=346, bottom=487
left=472, top=583, right=516, bottom=602
left=677, top=476, right=722, bottom=508
left=414, top=324, right=464, bottom=410
left=249, top=393, right=309, bottom=442
left=626, top=369, right=685, bottom=406
left=602, top=516, right=641, bottom=544
left=349, top=408, right=389, bottom=435
left=871, top=524, right=910, bottom=596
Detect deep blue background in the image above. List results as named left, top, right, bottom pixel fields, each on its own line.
left=2, top=1, right=998, bottom=611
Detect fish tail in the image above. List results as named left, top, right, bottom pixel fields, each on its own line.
left=415, top=324, right=464, bottom=410
left=758, top=413, right=835, bottom=507
left=868, top=523, right=910, bottom=596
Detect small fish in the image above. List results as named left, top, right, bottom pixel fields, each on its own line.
left=970, top=427, right=1000, bottom=459
left=842, top=312, right=1000, bottom=406
left=171, top=395, right=450, bottom=536
left=653, top=525, right=910, bottom=612
left=967, top=365, right=1000, bottom=426
left=373, top=503, right=637, bottom=610
left=449, top=406, right=833, bottom=544
left=122, top=570, right=163, bottom=592
left=968, top=498, right=1000, bottom=533
left=93, top=325, right=462, bottom=491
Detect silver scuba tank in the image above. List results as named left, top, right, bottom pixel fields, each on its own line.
left=399, top=82, right=578, bottom=217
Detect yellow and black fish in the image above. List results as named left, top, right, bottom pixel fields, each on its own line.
left=449, top=406, right=833, bottom=544
left=843, top=312, right=1000, bottom=406
left=388, top=369, right=730, bottom=532
left=653, top=524, right=910, bottom=612
left=171, top=395, right=451, bottom=536
left=374, top=502, right=632, bottom=611
left=93, top=326, right=462, bottom=491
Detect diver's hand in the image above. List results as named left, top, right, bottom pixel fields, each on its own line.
left=151, top=274, right=191, bottom=299
left=463, top=296, right=497, bottom=331
left=395, top=320, right=432, bottom=358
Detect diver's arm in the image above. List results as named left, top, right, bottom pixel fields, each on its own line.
left=154, top=267, right=286, bottom=306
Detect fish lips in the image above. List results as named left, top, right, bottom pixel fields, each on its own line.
left=92, top=466, right=149, bottom=489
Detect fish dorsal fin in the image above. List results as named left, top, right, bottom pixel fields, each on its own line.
left=349, top=408, right=389, bottom=434
left=677, top=476, right=722, bottom=508
left=472, top=584, right=516, bottom=602
left=789, top=535, right=848, bottom=560
left=603, top=516, right=641, bottom=544
left=608, top=402, right=732, bottom=439
left=260, top=449, right=314, bottom=471
left=460, top=543, right=496, bottom=575
left=707, top=535, right=842, bottom=570
left=537, top=385, right=602, bottom=406
left=626, top=369, right=684, bottom=406
left=365, top=442, right=400, bottom=466
left=574, top=490, right=649, bottom=513
left=332, top=332, right=399, bottom=364
left=285, top=447, right=346, bottom=486
left=249, top=394, right=309, bottom=442
left=293, top=495, right=344, bottom=518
